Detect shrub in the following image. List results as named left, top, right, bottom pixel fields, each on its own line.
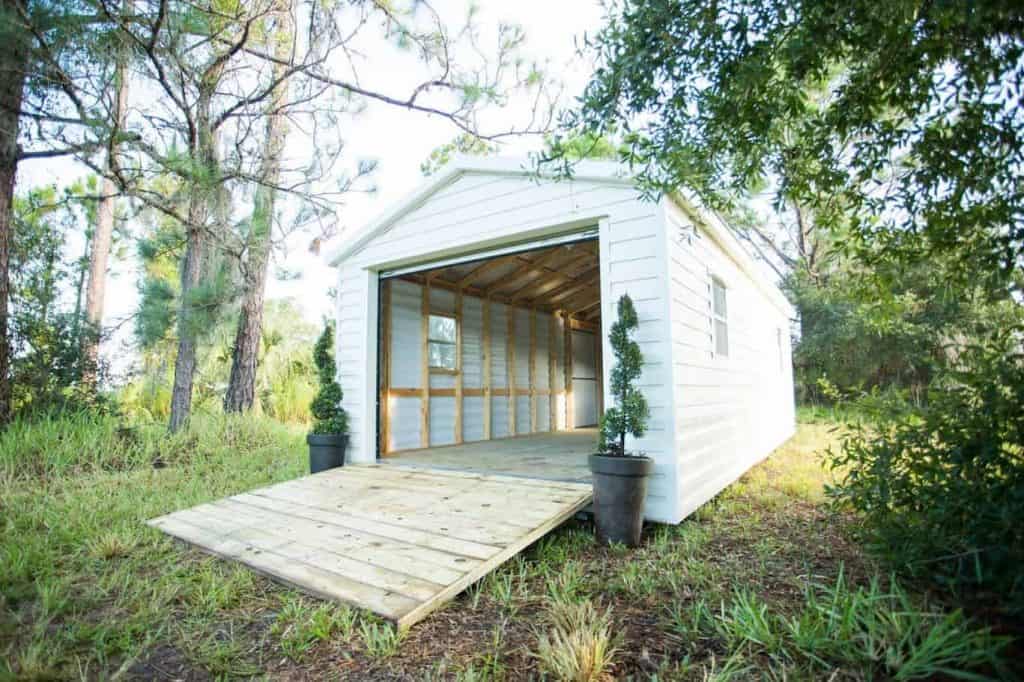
left=598, top=294, right=649, bottom=456
left=309, top=322, right=348, bottom=435
left=827, top=332, right=1024, bottom=611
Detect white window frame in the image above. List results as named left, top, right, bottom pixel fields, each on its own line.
left=427, top=313, right=458, bottom=372
left=711, top=276, right=729, bottom=358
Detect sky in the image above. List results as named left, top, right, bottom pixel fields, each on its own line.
left=17, top=0, right=608, bottom=373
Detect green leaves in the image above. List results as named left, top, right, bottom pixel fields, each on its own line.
left=570, top=0, right=1024, bottom=294
left=309, top=322, right=347, bottom=435
left=600, top=294, right=649, bottom=455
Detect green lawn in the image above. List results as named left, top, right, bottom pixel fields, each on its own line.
left=0, top=413, right=1014, bottom=680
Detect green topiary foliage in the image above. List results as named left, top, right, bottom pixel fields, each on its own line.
left=310, top=322, right=348, bottom=435
left=599, top=294, right=650, bottom=456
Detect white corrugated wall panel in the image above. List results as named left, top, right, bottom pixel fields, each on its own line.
left=390, top=280, right=422, bottom=388
left=389, top=397, right=421, bottom=451
left=462, top=297, right=483, bottom=388
left=463, top=396, right=484, bottom=442
left=490, top=304, right=508, bottom=389
left=537, top=395, right=551, bottom=431
left=429, top=397, right=456, bottom=446
left=513, top=308, right=531, bottom=388
left=535, top=315, right=549, bottom=390
left=491, top=397, right=510, bottom=438
left=515, top=396, right=531, bottom=434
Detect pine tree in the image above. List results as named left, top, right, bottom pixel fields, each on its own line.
left=599, top=294, right=649, bottom=456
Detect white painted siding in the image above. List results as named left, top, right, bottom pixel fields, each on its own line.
left=335, top=172, right=655, bottom=469
left=598, top=210, right=678, bottom=521
left=333, top=165, right=794, bottom=524
left=663, top=199, right=796, bottom=519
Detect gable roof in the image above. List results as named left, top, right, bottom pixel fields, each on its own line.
left=327, top=155, right=794, bottom=318
left=326, top=156, right=632, bottom=266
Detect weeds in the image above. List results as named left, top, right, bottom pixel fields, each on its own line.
left=359, top=620, right=406, bottom=658
left=703, top=570, right=1010, bottom=679
left=533, top=598, right=618, bottom=682
left=273, top=596, right=357, bottom=660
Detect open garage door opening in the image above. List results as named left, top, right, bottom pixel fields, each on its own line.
left=375, top=235, right=603, bottom=481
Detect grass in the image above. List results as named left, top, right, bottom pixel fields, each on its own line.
left=0, top=412, right=1016, bottom=679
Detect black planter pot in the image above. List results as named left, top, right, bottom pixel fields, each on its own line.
left=588, top=453, right=653, bottom=547
left=307, top=433, right=348, bottom=473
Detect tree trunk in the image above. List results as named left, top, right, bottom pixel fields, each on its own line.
left=224, top=0, right=294, bottom=413
left=167, top=211, right=206, bottom=432
left=82, top=2, right=131, bottom=387
left=0, top=0, right=28, bottom=425
left=167, top=60, right=224, bottom=433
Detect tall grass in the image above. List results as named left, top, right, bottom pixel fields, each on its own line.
left=0, top=411, right=303, bottom=483
left=707, top=570, right=1009, bottom=679
left=0, top=412, right=307, bottom=678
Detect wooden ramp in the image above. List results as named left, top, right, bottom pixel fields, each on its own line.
left=147, top=465, right=592, bottom=628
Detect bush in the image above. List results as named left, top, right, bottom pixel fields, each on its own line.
left=827, top=332, right=1024, bottom=611
left=309, top=322, right=348, bottom=435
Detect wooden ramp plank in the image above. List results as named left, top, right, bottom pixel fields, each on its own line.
left=148, top=465, right=592, bottom=629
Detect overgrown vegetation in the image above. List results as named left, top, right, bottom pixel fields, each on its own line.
left=829, top=336, right=1024, bottom=611
left=565, top=0, right=1024, bottom=617
left=1, top=414, right=1016, bottom=679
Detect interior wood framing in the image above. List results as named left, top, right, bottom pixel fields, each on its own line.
left=379, top=239, right=601, bottom=456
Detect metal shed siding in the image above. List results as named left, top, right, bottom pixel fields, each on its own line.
left=663, top=199, right=796, bottom=519
left=332, top=165, right=793, bottom=524
left=335, top=173, right=656, bottom=467
left=599, top=210, right=679, bottom=522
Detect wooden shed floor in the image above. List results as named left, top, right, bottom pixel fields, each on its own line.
left=148, top=465, right=592, bottom=629
left=383, top=429, right=598, bottom=482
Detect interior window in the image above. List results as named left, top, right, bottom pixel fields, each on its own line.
left=712, top=277, right=728, bottom=357
left=428, top=314, right=457, bottom=370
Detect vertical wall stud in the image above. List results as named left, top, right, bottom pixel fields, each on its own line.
left=595, top=328, right=604, bottom=416
left=507, top=307, right=517, bottom=436
left=420, top=282, right=430, bottom=447
left=454, top=288, right=463, bottom=444
left=379, top=280, right=391, bottom=455
left=529, top=309, right=537, bottom=433
left=482, top=298, right=491, bottom=440
left=564, top=311, right=574, bottom=430
left=548, top=311, right=557, bottom=431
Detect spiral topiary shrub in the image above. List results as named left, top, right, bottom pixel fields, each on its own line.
left=599, top=294, right=650, bottom=456
left=310, top=322, right=348, bottom=435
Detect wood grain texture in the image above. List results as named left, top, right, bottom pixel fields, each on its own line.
left=420, top=283, right=430, bottom=447
left=149, top=464, right=592, bottom=630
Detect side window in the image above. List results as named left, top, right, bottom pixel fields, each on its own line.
left=428, top=314, right=457, bottom=370
left=711, top=277, right=728, bottom=357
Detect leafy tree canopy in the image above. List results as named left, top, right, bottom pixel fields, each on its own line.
left=568, top=0, right=1024, bottom=296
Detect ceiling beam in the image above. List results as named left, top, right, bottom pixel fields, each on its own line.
left=484, top=248, right=566, bottom=296
left=455, top=254, right=520, bottom=289
left=542, top=270, right=600, bottom=307
left=509, top=252, right=596, bottom=303
left=569, top=297, right=602, bottom=316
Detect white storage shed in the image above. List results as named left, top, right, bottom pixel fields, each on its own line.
left=329, top=157, right=796, bottom=524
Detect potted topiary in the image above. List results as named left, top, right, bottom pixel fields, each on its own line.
left=308, top=321, right=349, bottom=473
left=589, top=294, right=652, bottom=546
